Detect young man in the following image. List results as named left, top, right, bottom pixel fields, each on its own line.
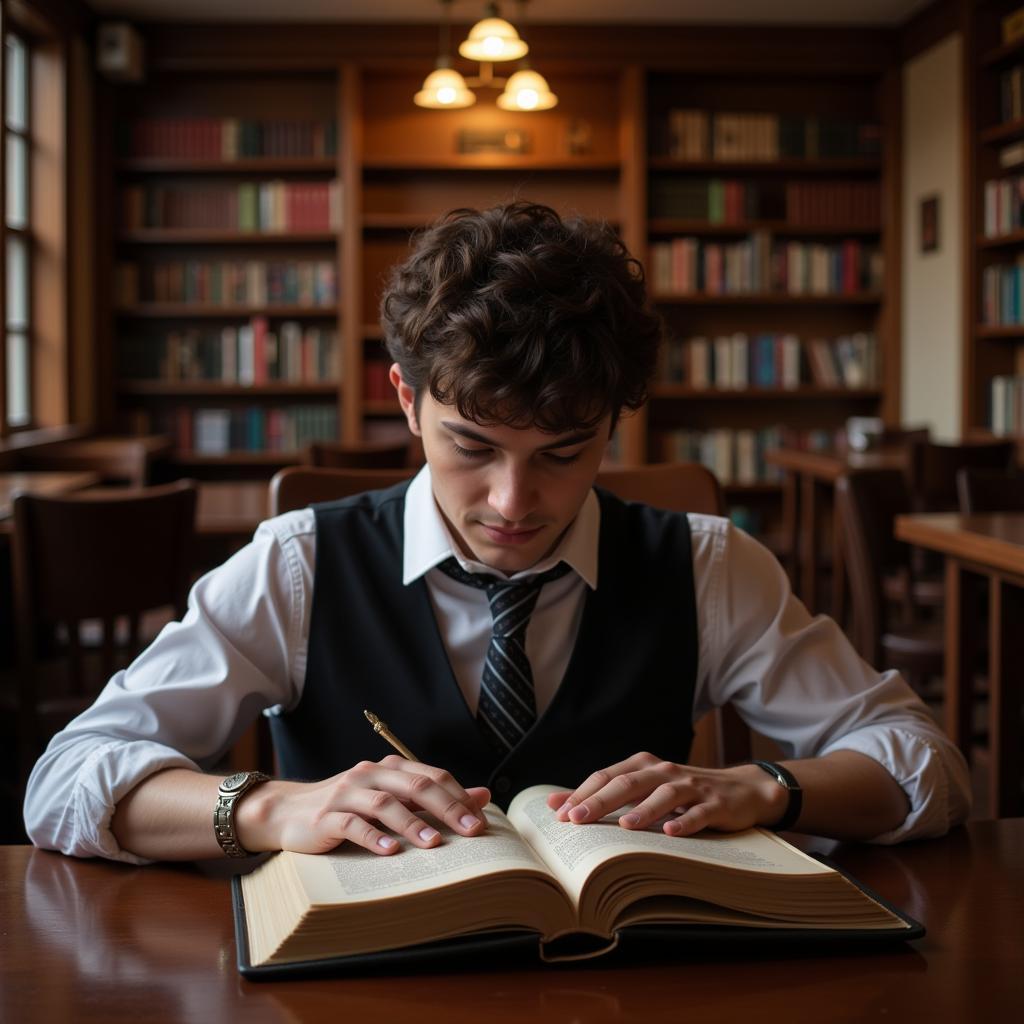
left=24, top=202, right=969, bottom=864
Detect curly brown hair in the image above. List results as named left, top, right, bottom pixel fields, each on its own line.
left=380, top=202, right=663, bottom=433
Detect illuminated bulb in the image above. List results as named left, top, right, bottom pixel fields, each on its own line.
left=496, top=69, right=557, bottom=112
left=414, top=66, right=476, bottom=109
left=458, top=16, right=528, bottom=62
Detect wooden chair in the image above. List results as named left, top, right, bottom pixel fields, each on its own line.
left=595, top=462, right=724, bottom=514
left=265, top=460, right=748, bottom=768
left=304, top=439, right=417, bottom=470
left=907, top=438, right=1017, bottom=514
left=956, top=467, right=1024, bottom=513
left=11, top=480, right=197, bottom=782
left=835, top=469, right=943, bottom=696
left=270, top=466, right=414, bottom=517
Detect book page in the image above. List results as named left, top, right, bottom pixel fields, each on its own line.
left=508, top=785, right=831, bottom=905
left=278, top=803, right=558, bottom=906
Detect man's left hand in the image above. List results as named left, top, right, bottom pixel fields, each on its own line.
left=545, top=751, right=788, bottom=837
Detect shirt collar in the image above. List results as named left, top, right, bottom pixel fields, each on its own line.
left=402, top=463, right=600, bottom=589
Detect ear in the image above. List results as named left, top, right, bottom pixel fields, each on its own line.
left=389, top=363, right=421, bottom=436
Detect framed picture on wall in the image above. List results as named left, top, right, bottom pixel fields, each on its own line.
left=920, top=195, right=939, bottom=253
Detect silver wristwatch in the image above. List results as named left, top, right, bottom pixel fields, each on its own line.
left=213, top=771, right=271, bottom=858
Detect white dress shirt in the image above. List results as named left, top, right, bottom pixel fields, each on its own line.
left=24, top=465, right=971, bottom=863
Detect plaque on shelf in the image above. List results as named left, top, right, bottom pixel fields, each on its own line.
left=457, top=129, right=530, bottom=155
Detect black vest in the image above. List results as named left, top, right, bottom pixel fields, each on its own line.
left=270, top=481, right=699, bottom=809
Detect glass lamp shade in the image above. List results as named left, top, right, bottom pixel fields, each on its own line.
left=496, top=69, right=558, bottom=111
left=458, top=17, right=529, bottom=62
left=414, top=66, right=476, bottom=109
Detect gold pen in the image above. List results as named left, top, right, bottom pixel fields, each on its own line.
left=363, top=709, right=418, bottom=762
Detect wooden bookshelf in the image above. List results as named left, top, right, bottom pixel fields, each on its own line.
left=966, top=2, right=1024, bottom=443
left=643, top=65, right=899, bottom=536
left=100, top=69, right=344, bottom=470
left=95, top=23, right=903, bottom=528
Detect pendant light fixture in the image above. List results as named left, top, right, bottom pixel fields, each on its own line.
left=414, top=0, right=476, bottom=108
left=414, top=1, right=557, bottom=112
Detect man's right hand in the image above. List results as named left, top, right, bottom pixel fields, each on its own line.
left=235, top=754, right=491, bottom=856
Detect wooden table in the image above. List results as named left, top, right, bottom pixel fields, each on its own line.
left=2, top=820, right=1022, bottom=1022
left=766, top=446, right=906, bottom=617
left=0, top=471, right=102, bottom=521
left=895, top=513, right=1024, bottom=817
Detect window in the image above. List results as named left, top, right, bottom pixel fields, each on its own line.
left=3, top=26, right=31, bottom=430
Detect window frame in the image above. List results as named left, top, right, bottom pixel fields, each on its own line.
left=1, top=14, right=35, bottom=435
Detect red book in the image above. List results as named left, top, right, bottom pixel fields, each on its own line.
left=252, top=315, right=269, bottom=384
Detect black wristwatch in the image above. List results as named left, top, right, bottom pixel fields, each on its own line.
left=213, top=770, right=271, bottom=858
left=752, top=760, right=803, bottom=832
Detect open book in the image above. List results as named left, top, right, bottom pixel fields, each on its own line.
left=234, top=784, right=919, bottom=974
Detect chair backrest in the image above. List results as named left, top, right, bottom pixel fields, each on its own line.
left=305, top=439, right=414, bottom=470
left=11, top=480, right=198, bottom=776
left=269, top=466, right=414, bottom=516
left=835, top=468, right=912, bottom=664
left=595, top=462, right=725, bottom=516
left=269, top=461, right=727, bottom=519
left=873, top=425, right=930, bottom=451
left=956, top=466, right=1024, bottom=513
left=907, top=438, right=1016, bottom=512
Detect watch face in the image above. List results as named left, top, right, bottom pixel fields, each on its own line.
left=222, top=772, right=250, bottom=792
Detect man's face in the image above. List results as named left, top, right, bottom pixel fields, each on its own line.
left=391, top=365, right=611, bottom=575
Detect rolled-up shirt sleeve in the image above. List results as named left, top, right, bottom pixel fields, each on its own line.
left=689, top=514, right=971, bottom=843
left=23, top=509, right=315, bottom=862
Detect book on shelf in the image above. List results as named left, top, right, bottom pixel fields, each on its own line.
left=119, top=320, right=338, bottom=384
left=999, top=141, right=1024, bottom=169
left=1004, top=8, right=1024, bottom=47
left=363, top=359, right=394, bottom=401
left=1000, top=65, right=1024, bottom=123
left=123, top=117, right=338, bottom=160
left=990, top=374, right=1024, bottom=435
left=234, top=783, right=920, bottom=975
left=804, top=333, right=878, bottom=389
left=115, top=258, right=337, bottom=307
left=121, top=180, right=342, bottom=232
left=661, top=110, right=880, bottom=162
left=981, top=259, right=1024, bottom=325
left=151, top=403, right=339, bottom=455
left=649, top=235, right=883, bottom=296
left=660, top=426, right=843, bottom=485
left=983, top=174, right=1024, bottom=237
left=659, top=332, right=812, bottom=390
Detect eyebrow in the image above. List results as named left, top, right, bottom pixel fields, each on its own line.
left=441, top=421, right=600, bottom=452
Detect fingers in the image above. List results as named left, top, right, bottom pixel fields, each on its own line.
left=346, top=757, right=489, bottom=838
left=384, top=756, right=490, bottom=835
left=552, top=753, right=669, bottom=823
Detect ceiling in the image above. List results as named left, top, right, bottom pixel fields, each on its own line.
left=86, top=0, right=933, bottom=27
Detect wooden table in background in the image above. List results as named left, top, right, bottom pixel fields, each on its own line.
left=895, top=513, right=1024, bottom=818
left=766, top=446, right=906, bottom=617
left=0, top=471, right=102, bottom=522
left=2, top=820, right=1022, bottom=1022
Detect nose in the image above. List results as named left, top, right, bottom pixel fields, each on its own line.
left=487, top=462, right=538, bottom=524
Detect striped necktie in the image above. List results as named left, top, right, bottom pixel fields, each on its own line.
left=436, top=556, right=573, bottom=757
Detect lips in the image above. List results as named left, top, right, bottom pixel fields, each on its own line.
left=479, top=523, right=544, bottom=545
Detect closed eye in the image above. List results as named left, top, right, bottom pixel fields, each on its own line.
left=452, top=442, right=491, bottom=459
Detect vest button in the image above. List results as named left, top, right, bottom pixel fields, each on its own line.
left=493, top=776, right=512, bottom=795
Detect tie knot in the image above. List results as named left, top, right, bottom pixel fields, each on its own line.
left=435, top=556, right=572, bottom=594
left=435, top=557, right=573, bottom=639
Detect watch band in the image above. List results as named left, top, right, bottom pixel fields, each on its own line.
left=213, top=771, right=271, bottom=858
left=752, top=760, right=803, bottom=832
